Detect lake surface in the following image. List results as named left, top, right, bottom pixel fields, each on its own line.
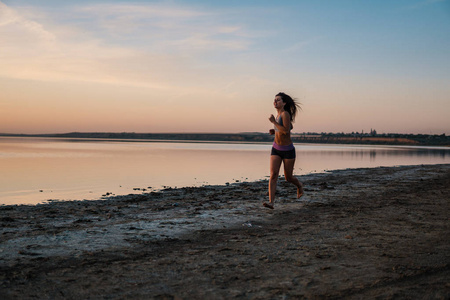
left=1, top=137, right=449, bottom=205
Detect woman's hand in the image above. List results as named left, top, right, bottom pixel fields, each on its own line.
left=269, top=129, right=275, bottom=135
left=269, top=114, right=276, bottom=123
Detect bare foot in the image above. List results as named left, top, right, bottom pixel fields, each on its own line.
left=297, top=183, right=304, bottom=199
left=263, top=202, right=274, bottom=209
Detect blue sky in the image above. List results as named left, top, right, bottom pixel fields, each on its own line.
left=1, top=0, right=449, bottom=134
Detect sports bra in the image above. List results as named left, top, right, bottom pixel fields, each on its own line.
left=274, top=115, right=293, bottom=132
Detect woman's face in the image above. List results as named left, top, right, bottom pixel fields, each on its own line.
left=274, top=96, right=284, bottom=109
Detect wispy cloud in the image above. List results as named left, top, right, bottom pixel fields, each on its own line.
left=79, top=3, right=207, bottom=18
left=282, top=36, right=323, bottom=53
left=0, top=1, right=253, bottom=90
left=71, top=3, right=251, bottom=53
left=0, top=2, right=55, bottom=41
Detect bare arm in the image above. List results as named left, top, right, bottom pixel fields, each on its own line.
left=269, top=112, right=291, bottom=134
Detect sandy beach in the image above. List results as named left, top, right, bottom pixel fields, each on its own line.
left=1, top=164, right=449, bottom=299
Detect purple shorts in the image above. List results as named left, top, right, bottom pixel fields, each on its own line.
left=271, top=142, right=296, bottom=159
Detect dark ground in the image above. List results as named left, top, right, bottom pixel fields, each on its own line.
left=1, top=164, right=449, bottom=299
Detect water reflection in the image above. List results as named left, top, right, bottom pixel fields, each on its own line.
left=0, top=137, right=449, bottom=205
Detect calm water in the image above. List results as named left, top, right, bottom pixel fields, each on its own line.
left=1, top=137, right=449, bottom=205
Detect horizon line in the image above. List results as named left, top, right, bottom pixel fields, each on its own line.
left=0, top=131, right=448, bottom=136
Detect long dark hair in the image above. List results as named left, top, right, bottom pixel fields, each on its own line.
left=276, top=92, right=301, bottom=122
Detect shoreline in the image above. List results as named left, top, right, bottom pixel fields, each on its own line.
left=1, top=164, right=449, bottom=299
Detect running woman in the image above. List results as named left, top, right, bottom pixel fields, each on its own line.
left=264, top=92, right=303, bottom=209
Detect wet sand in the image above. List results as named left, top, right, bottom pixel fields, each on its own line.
left=1, top=164, right=449, bottom=299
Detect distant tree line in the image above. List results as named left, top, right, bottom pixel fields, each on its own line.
left=292, top=132, right=448, bottom=146
left=0, top=131, right=448, bottom=146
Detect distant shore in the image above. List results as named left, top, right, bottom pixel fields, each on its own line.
left=1, top=164, right=449, bottom=299
left=1, top=131, right=449, bottom=146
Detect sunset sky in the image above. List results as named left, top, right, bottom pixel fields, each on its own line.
left=1, top=0, right=449, bottom=134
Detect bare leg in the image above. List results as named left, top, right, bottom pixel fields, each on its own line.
left=264, top=155, right=283, bottom=209
left=283, top=158, right=304, bottom=199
